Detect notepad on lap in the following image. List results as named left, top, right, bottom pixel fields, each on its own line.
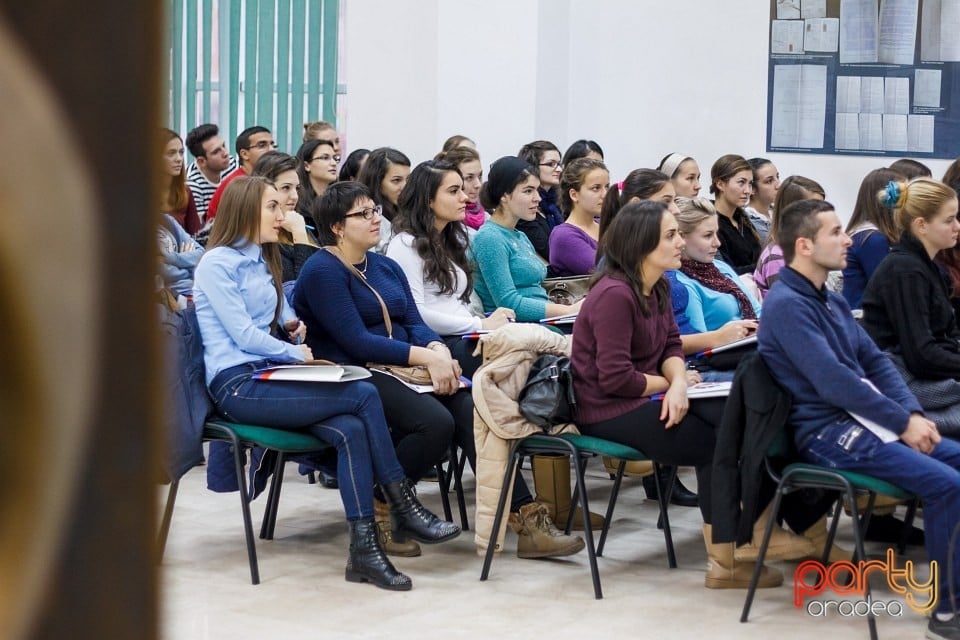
left=253, top=364, right=372, bottom=383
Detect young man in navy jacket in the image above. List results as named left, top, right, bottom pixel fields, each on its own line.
left=758, top=199, right=960, bottom=640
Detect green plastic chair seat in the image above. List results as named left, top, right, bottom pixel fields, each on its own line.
left=782, top=462, right=914, bottom=500
left=204, top=420, right=330, bottom=452
left=523, top=433, right=647, bottom=461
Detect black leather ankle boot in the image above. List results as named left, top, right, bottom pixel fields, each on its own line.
left=642, top=466, right=699, bottom=507
left=382, top=480, right=461, bottom=544
left=345, top=518, right=412, bottom=591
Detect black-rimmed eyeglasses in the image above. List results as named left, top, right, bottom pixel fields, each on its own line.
left=344, top=205, right=383, bottom=221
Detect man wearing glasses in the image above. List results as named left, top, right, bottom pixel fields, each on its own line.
left=205, top=125, right=277, bottom=222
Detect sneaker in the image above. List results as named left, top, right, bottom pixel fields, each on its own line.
left=927, top=616, right=960, bottom=640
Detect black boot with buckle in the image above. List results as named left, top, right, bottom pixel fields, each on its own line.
left=382, top=479, right=461, bottom=544
left=345, top=518, right=412, bottom=591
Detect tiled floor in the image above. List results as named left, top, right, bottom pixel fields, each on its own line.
left=161, top=462, right=929, bottom=639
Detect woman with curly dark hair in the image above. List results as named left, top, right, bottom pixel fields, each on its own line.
left=387, top=160, right=514, bottom=377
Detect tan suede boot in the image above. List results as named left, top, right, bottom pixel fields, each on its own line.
left=703, top=524, right=783, bottom=589
left=601, top=456, right=654, bottom=479
left=734, top=502, right=817, bottom=561
left=800, top=515, right=850, bottom=564
left=507, top=502, right=585, bottom=559
left=374, top=499, right=421, bottom=557
left=532, top=454, right=604, bottom=531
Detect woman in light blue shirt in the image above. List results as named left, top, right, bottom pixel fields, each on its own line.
left=193, top=176, right=459, bottom=592
left=669, top=197, right=760, bottom=381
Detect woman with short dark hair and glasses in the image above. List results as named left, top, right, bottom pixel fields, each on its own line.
left=516, top=140, right=564, bottom=265
left=293, top=181, right=473, bottom=558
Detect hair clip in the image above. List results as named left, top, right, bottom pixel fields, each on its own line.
left=617, top=180, right=625, bottom=191
left=882, top=181, right=900, bottom=208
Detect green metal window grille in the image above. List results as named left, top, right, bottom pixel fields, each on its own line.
left=166, top=0, right=342, bottom=153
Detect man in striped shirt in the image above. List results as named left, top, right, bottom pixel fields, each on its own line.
left=185, top=124, right=238, bottom=224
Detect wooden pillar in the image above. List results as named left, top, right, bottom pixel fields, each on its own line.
left=0, top=1, right=162, bottom=638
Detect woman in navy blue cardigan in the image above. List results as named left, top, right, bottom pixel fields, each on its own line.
left=293, top=181, right=475, bottom=556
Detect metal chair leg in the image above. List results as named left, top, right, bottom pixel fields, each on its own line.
left=452, top=451, right=470, bottom=531
left=565, top=442, right=602, bottom=599
left=597, top=460, right=626, bottom=557
left=847, top=488, right=879, bottom=640
left=260, top=452, right=287, bottom=540
left=223, top=435, right=260, bottom=585
left=480, top=444, right=521, bottom=582
left=898, top=497, right=919, bottom=555
left=741, top=485, right=788, bottom=623
left=158, top=479, right=180, bottom=559
left=437, top=460, right=453, bottom=522
left=653, top=463, right=677, bottom=568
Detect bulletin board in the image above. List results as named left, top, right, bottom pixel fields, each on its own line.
left=766, top=0, right=960, bottom=159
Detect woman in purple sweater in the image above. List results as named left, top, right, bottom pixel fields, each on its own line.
left=571, top=200, right=781, bottom=590
left=548, top=158, right=609, bottom=276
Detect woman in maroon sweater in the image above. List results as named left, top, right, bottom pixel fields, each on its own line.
left=571, top=200, right=781, bottom=590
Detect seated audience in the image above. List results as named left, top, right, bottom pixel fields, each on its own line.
left=386, top=160, right=583, bottom=557
left=841, top=167, right=903, bottom=309
left=889, top=158, right=932, bottom=180
left=206, top=125, right=276, bottom=221
left=185, top=123, right=238, bottom=224
left=295, top=139, right=339, bottom=219
left=293, top=182, right=474, bottom=557
left=251, top=151, right=318, bottom=282
left=667, top=197, right=760, bottom=381
left=571, top=200, right=783, bottom=589
left=710, top=154, right=762, bottom=274
left=758, top=198, right=960, bottom=640
left=862, top=178, right=960, bottom=437
left=516, top=140, right=565, bottom=263
left=599, top=168, right=679, bottom=247
left=435, top=145, right=487, bottom=232
left=561, top=139, right=604, bottom=166
left=302, top=120, right=341, bottom=156
left=387, top=159, right=514, bottom=378
left=753, top=175, right=825, bottom=297
left=743, top=158, right=780, bottom=244
left=160, top=128, right=201, bottom=235
left=338, top=148, right=370, bottom=183
left=441, top=134, right=476, bottom=152
left=469, top=156, right=583, bottom=321
left=549, top=158, right=608, bottom=276
left=194, top=176, right=459, bottom=592
left=657, top=153, right=701, bottom=199
left=157, top=214, right=203, bottom=299
left=357, top=147, right=412, bottom=253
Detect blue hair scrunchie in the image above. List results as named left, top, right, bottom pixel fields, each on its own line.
left=882, top=180, right=900, bottom=208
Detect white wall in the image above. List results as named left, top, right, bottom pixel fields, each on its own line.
left=344, top=0, right=952, bottom=219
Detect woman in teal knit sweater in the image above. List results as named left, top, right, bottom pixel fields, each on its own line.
left=469, top=156, right=583, bottom=321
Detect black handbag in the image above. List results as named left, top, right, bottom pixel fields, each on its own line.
left=518, top=355, right=576, bottom=430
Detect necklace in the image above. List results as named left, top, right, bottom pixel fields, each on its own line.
left=356, top=254, right=368, bottom=278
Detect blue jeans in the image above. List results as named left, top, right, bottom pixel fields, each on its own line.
left=210, top=360, right=406, bottom=521
left=800, top=417, right=960, bottom=614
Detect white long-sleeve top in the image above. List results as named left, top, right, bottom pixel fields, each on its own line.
left=386, top=232, right=483, bottom=336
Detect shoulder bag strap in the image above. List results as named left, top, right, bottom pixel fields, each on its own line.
left=324, top=246, right=392, bottom=338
